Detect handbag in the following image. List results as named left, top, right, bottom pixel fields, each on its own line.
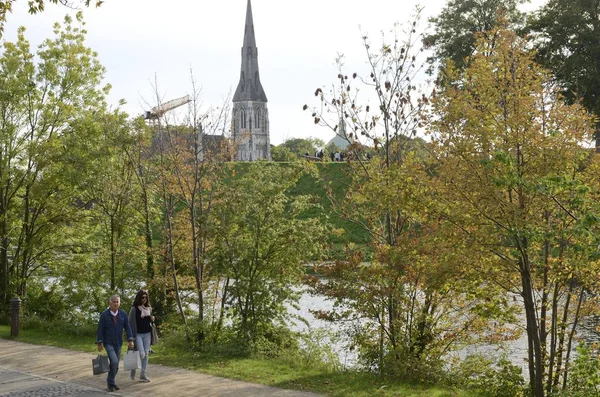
left=150, top=322, right=159, bottom=345
left=92, top=354, right=109, bottom=375
left=123, top=349, right=141, bottom=371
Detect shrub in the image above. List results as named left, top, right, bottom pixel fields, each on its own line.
left=295, top=329, right=341, bottom=371
left=551, top=344, right=600, bottom=397
left=451, top=354, right=525, bottom=397
left=23, top=282, right=69, bottom=322
left=21, top=314, right=48, bottom=331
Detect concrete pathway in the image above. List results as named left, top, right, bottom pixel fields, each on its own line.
left=0, top=339, right=323, bottom=396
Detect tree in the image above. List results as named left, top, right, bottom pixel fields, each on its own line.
left=0, top=13, right=114, bottom=307
left=147, top=87, right=189, bottom=331
left=526, top=0, right=600, bottom=149
left=124, top=118, right=160, bottom=281
left=165, top=71, right=231, bottom=341
left=0, top=1, right=102, bottom=37
left=424, top=0, right=526, bottom=73
left=280, top=137, right=323, bottom=158
left=430, top=27, right=600, bottom=396
left=323, top=141, right=341, bottom=159
left=270, top=145, right=296, bottom=162
left=210, top=162, right=326, bottom=344
left=81, top=112, right=144, bottom=292
left=303, top=11, right=500, bottom=378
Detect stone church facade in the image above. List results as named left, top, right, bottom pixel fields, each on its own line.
left=232, top=0, right=271, bottom=161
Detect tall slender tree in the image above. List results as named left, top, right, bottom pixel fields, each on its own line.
left=211, top=162, right=326, bottom=344
left=424, top=0, right=526, bottom=73
left=166, top=71, right=231, bottom=340
left=303, top=11, right=505, bottom=377
left=526, top=0, right=600, bottom=150
left=0, top=1, right=102, bottom=37
left=0, top=13, right=113, bottom=306
left=430, top=27, right=600, bottom=396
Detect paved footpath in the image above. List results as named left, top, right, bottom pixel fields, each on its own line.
left=0, top=339, right=323, bottom=397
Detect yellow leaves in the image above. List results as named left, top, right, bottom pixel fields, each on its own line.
left=331, top=228, right=345, bottom=237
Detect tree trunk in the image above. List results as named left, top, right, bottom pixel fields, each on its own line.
left=0, top=217, right=9, bottom=305
left=217, top=277, right=229, bottom=331
left=562, top=289, right=585, bottom=390
left=110, top=215, right=116, bottom=291
left=142, top=185, right=154, bottom=278
left=164, top=199, right=186, bottom=328
left=521, top=255, right=545, bottom=397
left=595, top=122, right=600, bottom=153
left=190, top=206, right=204, bottom=324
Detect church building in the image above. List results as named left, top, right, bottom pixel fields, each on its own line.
left=232, top=0, right=271, bottom=161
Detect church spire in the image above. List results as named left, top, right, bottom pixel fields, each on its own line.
left=233, top=0, right=267, bottom=102
left=242, top=0, right=256, bottom=49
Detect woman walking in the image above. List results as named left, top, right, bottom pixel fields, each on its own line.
left=128, top=290, right=154, bottom=382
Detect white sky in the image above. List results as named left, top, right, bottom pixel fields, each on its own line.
left=2, top=0, right=546, bottom=145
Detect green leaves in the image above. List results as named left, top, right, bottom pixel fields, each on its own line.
left=1, top=1, right=102, bottom=39
left=431, top=25, right=600, bottom=393
left=210, top=163, right=327, bottom=343
left=0, top=12, right=121, bottom=303
left=528, top=0, right=600, bottom=121
left=425, top=0, right=527, bottom=73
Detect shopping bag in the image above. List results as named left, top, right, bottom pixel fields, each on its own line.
left=150, top=323, right=159, bottom=345
left=123, top=350, right=141, bottom=371
left=92, top=354, right=109, bottom=375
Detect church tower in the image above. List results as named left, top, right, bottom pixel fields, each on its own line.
left=232, top=0, right=270, bottom=161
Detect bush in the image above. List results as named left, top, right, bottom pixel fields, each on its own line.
left=20, top=312, right=97, bottom=337
left=159, top=320, right=249, bottom=357
left=159, top=320, right=339, bottom=372
left=23, top=282, right=69, bottom=322
left=352, top=332, right=446, bottom=384
left=19, top=279, right=99, bottom=337
left=295, top=329, right=341, bottom=371
left=249, top=325, right=300, bottom=358
left=21, top=314, right=48, bottom=331
left=385, top=352, right=446, bottom=384
left=0, top=309, right=8, bottom=325
left=551, top=344, right=600, bottom=397
left=451, top=354, right=525, bottom=397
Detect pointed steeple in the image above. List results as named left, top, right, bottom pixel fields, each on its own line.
left=242, top=0, right=256, bottom=49
left=233, top=0, right=268, bottom=103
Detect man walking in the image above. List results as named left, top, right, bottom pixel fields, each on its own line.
left=96, top=295, right=134, bottom=392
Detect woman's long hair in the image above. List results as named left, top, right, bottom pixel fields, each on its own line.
left=133, top=289, right=150, bottom=307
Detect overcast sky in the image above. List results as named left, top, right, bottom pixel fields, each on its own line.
left=3, top=0, right=546, bottom=145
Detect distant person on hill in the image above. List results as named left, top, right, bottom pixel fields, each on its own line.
left=96, top=294, right=134, bottom=392
left=128, top=290, right=155, bottom=383
left=330, top=151, right=334, bottom=162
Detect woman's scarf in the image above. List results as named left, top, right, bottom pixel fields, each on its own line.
left=138, top=305, right=152, bottom=318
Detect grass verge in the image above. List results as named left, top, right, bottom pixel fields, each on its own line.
left=0, top=325, right=475, bottom=397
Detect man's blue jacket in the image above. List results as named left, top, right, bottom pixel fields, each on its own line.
left=96, top=308, right=134, bottom=347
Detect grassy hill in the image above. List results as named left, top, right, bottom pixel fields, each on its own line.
left=289, top=162, right=370, bottom=248
left=222, top=160, right=370, bottom=259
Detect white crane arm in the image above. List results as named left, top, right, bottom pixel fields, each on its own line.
left=144, top=94, right=192, bottom=120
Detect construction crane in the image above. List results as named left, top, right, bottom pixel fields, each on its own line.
left=143, top=94, right=192, bottom=120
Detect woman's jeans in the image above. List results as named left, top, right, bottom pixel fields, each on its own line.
left=104, top=343, right=121, bottom=386
left=131, top=332, right=151, bottom=377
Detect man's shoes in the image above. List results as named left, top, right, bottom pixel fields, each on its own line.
left=107, top=385, right=115, bottom=392
left=112, top=384, right=120, bottom=391
left=139, top=374, right=151, bottom=383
